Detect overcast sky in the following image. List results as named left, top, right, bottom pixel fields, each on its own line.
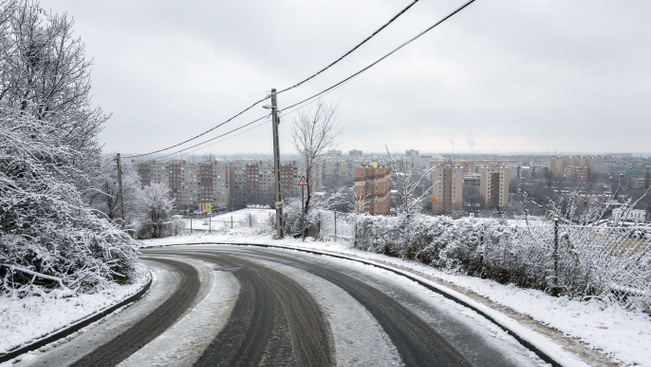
left=38, top=0, right=651, bottom=158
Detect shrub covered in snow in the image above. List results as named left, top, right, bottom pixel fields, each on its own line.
left=347, top=213, right=650, bottom=311
left=0, top=110, right=140, bottom=297
left=0, top=2, right=142, bottom=297
left=282, top=197, right=327, bottom=238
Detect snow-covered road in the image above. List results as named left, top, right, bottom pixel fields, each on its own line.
left=7, top=244, right=558, bottom=366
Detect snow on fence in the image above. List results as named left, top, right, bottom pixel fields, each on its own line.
left=315, top=213, right=650, bottom=311
left=183, top=209, right=275, bottom=233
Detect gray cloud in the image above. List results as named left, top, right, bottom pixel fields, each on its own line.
left=39, top=0, right=651, bottom=156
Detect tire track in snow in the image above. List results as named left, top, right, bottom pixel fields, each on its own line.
left=69, top=258, right=200, bottom=367
left=245, top=249, right=473, bottom=367
left=188, top=252, right=334, bottom=367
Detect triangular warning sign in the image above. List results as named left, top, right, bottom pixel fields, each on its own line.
left=298, top=176, right=309, bottom=186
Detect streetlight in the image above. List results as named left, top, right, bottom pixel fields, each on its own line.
left=263, top=89, right=284, bottom=238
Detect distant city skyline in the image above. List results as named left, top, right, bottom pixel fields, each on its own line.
left=40, top=0, right=651, bottom=157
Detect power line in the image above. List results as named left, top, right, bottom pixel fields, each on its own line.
left=128, top=0, right=476, bottom=161
left=123, top=1, right=420, bottom=159
left=123, top=95, right=270, bottom=159
left=181, top=120, right=271, bottom=154
left=146, top=114, right=271, bottom=161
left=276, top=0, right=420, bottom=95
left=283, top=0, right=478, bottom=112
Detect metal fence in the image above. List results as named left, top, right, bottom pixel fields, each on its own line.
left=183, top=211, right=275, bottom=233
left=318, top=212, right=651, bottom=310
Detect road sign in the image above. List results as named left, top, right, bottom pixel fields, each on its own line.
left=298, top=176, right=309, bottom=186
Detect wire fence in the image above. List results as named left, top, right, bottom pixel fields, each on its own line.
left=311, top=211, right=651, bottom=311
left=181, top=211, right=274, bottom=234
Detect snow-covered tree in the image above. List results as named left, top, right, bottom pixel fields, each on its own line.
left=349, top=188, right=372, bottom=214
left=386, top=147, right=434, bottom=217
left=291, top=100, right=341, bottom=214
left=135, top=183, right=179, bottom=239
left=0, top=1, right=107, bottom=175
left=0, top=2, right=140, bottom=298
left=87, top=157, right=141, bottom=230
left=0, top=108, right=139, bottom=297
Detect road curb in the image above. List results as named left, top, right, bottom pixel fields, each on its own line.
left=155, top=241, right=566, bottom=367
left=0, top=271, right=153, bottom=364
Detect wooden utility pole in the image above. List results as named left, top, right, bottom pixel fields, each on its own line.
left=270, top=89, right=284, bottom=238
left=116, top=153, right=126, bottom=230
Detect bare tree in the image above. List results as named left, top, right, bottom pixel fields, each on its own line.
left=291, top=100, right=341, bottom=214
left=87, top=157, right=142, bottom=229
left=350, top=189, right=372, bottom=214
left=0, top=1, right=107, bottom=172
left=386, top=146, right=434, bottom=217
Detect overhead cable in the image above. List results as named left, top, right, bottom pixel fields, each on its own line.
left=123, top=1, right=420, bottom=160
left=283, top=0, right=477, bottom=112
left=124, top=95, right=271, bottom=159
left=276, top=0, right=420, bottom=95
left=147, top=114, right=271, bottom=161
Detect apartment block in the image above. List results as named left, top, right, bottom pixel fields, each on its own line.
left=431, top=167, right=463, bottom=214
left=549, top=156, right=593, bottom=178
left=229, top=160, right=300, bottom=209
left=168, top=160, right=199, bottom=211
left=564, top=165, right=589, bottom=182
left=354, top=165, right=391, bottom=215
left=136, top=159, right=300, bottom=212
left=199, top=161, right=230, bottom=210
left=137, top=161, right=168, bottom=187
left=480, top=167, right=510, bottom=210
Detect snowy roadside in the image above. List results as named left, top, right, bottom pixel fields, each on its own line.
left=0, top=264, right=150, bottom=356
left=143, top=231, right=651, bottom=367
left=1, top=219, right=648, bottom=366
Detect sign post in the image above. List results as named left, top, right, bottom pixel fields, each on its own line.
left=298, top=176, right=309, bottom=241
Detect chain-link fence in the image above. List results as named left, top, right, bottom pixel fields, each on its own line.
left=315, top=212, right=650, bottom=311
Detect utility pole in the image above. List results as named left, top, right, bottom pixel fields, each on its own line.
left=116, top=153, right=126, bottom=230
left=270, top=88, right=285, bottom=238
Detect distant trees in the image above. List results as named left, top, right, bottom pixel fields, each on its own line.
left=291, top=100, right=341, bottom=214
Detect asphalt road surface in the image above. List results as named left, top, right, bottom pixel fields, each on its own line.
left=12, top=244, right=548, bottom=367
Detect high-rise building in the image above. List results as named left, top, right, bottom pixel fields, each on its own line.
left=354, top=165, right=391, bottom=215
left=136, top=161, right=168, bottom=187
left=229, top=160, right=300, bottom=209
left=549, top=156, right=593, bottom=178
left=480, top=167, right=510, bottom=210
left=564, top=165, right=589, bottom=182
left=431, top=166, right=463, bottom=214
left=167, top=160, right=199, bottom=211
left=199, top=161, right=230, bottom=210
left=349, top=149, right=363, bottom=157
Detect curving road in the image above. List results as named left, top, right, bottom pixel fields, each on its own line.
left=13, top=244, right=549, bottom=367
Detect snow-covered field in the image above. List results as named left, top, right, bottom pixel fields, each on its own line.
left=1, top=208, right=650, bottom=366
left=182, top=208, right=273, bottom=233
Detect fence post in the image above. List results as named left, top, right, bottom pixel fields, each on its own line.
left=231, top=215, right=233, bottom=229
left=190, top=215, right=193, bottom=235
left=334, top=209, right=337, bottom=241
left=553, top=218, right=559, bottom=295
left=209, top=215, right=212, bottom=234
left=249, top=213, right=252, bottom=227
